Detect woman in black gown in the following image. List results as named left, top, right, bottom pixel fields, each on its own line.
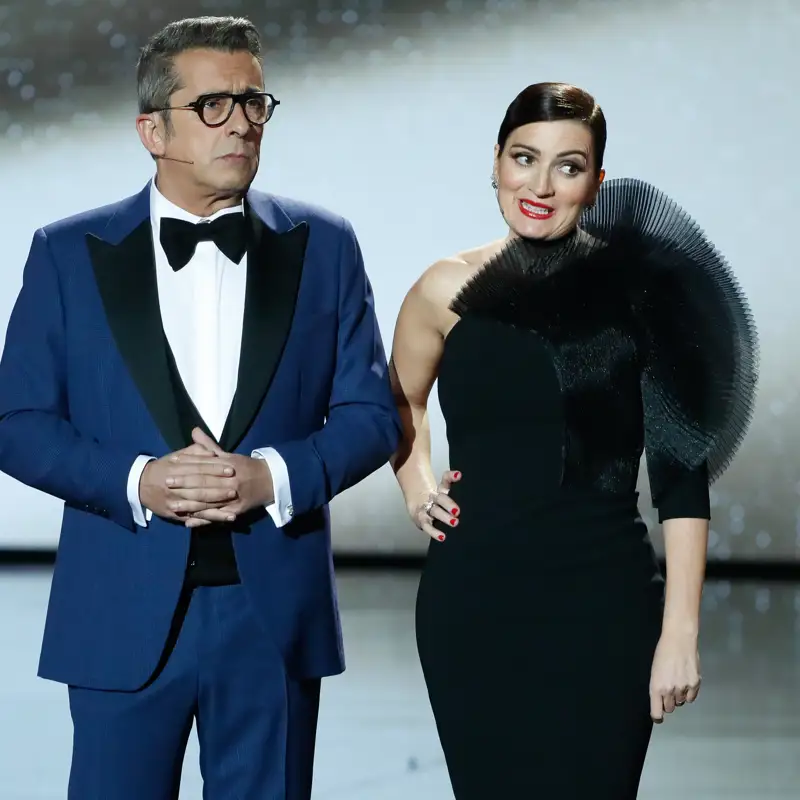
left=389, top=83, right=757, bottom=798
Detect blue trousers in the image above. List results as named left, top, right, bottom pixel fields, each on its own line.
left=67, top=584, right=321, bottom=799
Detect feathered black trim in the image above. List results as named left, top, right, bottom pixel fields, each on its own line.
left=450, top=228, right=606, bottom=323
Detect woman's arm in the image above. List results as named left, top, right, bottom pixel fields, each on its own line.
left=652, top=465, right=710, bottom=637
left=646, top=465, right=710, bottom=722
left=662, top=517, right=708, bottom=638
left=650, top=514, right=707, bottom=722
left=390, top=260, right=462, bottom=537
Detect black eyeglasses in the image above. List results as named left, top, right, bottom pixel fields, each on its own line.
left=150, top=92, right=280, bottom=128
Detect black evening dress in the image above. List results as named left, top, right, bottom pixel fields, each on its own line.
left=415, top=179, right=757, bottom=799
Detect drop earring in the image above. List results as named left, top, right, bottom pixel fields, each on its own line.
left=491, top=174, right=498, bottom=190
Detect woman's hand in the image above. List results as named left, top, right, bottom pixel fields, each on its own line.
left=649, top=629, right=701, bottom=723
left=409, top=470, right=461, bottom=541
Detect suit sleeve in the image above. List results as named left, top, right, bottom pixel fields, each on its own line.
left=0, top=228, right=142, bottom=530
left=266, top=219, right=401, bottom=517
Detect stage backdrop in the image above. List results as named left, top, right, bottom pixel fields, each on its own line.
left=0, top=0, right=797, bottom=560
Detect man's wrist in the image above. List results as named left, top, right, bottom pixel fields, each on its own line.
left=254, top=456, right=275, bottom=506
left=251, top=447, right=293, bottom=525
left=129, top=454, right=156, bottom=527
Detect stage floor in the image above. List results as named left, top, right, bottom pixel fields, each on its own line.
left=1, top=568, right=798, bottom=798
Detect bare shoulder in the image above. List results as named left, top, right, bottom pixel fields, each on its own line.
left=410, top=239, right=504, bottom=310
left=397, top=241, right=503, bottom=338
left=412, top=255, right=472, bottom=309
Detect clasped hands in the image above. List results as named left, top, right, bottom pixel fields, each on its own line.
left=139, top=427, right=274, bottom=528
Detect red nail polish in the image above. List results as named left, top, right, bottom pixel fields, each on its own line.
left=449, top=518, right=457, bottom=526
left=451, top=508, right=458, bottom=516
left=437, top=534, right=445, bottom=542
left=453, top=471, right=461, bottom=479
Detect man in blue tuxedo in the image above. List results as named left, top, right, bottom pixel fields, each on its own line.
left=0, top=15, right=400, bottom=799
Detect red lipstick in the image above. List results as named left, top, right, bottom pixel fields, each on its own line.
left=518, top=199, right=554, bottom=220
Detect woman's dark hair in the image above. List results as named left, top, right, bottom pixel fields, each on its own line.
left=497, top=82, right=606, bottom=175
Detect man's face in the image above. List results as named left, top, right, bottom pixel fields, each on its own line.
left=141, top=48, right=266, bottom=201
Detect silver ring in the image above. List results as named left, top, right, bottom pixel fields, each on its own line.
left=421, top=498, right=435, bottom=516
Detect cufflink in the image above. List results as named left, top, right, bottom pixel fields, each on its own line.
left=286, top=504, right=294, bottom=518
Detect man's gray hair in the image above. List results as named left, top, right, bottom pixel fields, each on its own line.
left=137, top=16, right=262, bottom=125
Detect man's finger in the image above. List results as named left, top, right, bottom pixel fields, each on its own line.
left=185, top=517, right=214, bottom=528
left=169, top=487, right=238, bottom=504
left=166, top=462, right=235, bottom=480
left=185, top=507, right=238, bottom=524
left=168, top=490, right=237, bottom=511
left=192, top=427, right=225, bottom=456
left=170, top=501, right=230, bottom=514
left=169, top=451, right=219, bottom=464
left=178, top=443, right=217, bottom=456
left=166, top=471, right=236, bottom=489
left=168, top=455, right=234, bottom=470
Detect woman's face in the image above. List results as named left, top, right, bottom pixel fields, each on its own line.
left=493, top=120, right=604, bottom=241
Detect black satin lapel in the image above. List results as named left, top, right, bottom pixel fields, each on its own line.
left=220, top=214, right=309, bottom=452
left=87, top=222, right=184, bottom=452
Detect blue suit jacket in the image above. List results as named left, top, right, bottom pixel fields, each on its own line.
left=0, top=183, right=401, bottom=690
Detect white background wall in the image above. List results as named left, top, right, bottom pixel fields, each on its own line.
left=0, top=0, right=797, bottom=559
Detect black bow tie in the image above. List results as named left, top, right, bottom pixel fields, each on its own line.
left=160, top=213, right=248, bottom=271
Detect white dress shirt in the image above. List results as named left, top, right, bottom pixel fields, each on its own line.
left=125, top=181, right=293, bottom=528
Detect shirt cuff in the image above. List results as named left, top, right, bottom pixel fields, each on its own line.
left=252, top=447, right=294, bottom=527
left=127, top=454, right=155, bottom=527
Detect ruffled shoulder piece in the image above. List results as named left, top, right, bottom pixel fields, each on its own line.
left=450, top=227, right=608, bottom=324
left=581, top=177, right=758, bottom=483
left=450, top=177, right=758, bottom=486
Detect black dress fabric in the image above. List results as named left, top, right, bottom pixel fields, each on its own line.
left=414, top=178, right=757, bottom=798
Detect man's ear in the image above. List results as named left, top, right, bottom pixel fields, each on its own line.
left=136, top=113, right=166, bottom=158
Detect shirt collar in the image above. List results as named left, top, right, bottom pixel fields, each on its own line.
left=149, top=178, right=245, bottom=231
